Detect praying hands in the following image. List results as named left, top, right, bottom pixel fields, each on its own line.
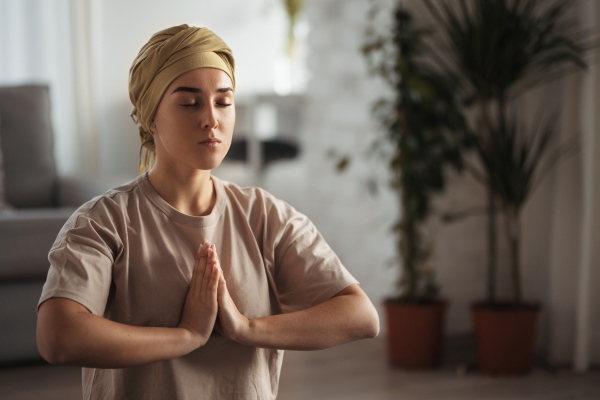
left=179, top=239, right=380, bottom=351
left=177, top=239, right=249, bottom=348
left=36, top=238, right=379, bottom=370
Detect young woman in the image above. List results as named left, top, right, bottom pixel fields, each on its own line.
left=36, top=24, right=379, bottom=400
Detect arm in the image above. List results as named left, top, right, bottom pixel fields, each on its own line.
left=37, top=298, right=198, bottom=368
left=212, top=242, right=380, bottom=350
left=37, top=240, right=221, bottom=368
left=242, top=284, right=379, bottom=350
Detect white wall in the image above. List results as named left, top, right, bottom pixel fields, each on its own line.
left=296, top=0, right=399, bottom=334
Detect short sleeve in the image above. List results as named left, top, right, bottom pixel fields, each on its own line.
left=273, top=211, right=359, bottom=314
left=37, top=209, right=118, bottom=317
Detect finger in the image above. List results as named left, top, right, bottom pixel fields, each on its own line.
left=208, top=244, right=218, bottom=266
left=194, top=240, right=209, bottom=269
left=200, top=239, right=210, bottom=256
left=195, top=239, right=210, bottom=264
left=205, top=245, right=218, bottom=290
left=207, top=261, right=220, bottom=303
left=201, top=246, right=215, bottom=293
left=199, top=241, right=209, bottom=270
left=195, top=240, right=203, bottom=261
left=192, top=241, right=210, bottom=290
left=217, top=269, right=227, bottom=302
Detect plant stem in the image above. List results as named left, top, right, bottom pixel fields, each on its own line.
left=480, top=99, right=497, bottom=305
left=487, top=183, right=497, bottom=305
left=499, top=92, right=506, bottom=137
left=506, top=210, right=522, bottom=306
left=401, top=175, right=418, bottom=302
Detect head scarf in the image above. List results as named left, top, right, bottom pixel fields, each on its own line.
left=129, top=24, right=235, bottom=174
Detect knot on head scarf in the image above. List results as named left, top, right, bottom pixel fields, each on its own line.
left=128, top=24, right=235, bottom=174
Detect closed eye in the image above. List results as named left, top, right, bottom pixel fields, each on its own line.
left=181, top=103, right=232, bottom=107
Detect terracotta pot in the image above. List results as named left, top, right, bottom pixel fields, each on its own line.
left=471, top=302, right=541, bottom=375
left=384, top=298, right=448, bottom=369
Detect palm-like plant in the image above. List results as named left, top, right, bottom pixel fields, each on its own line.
left=487, top=108, right=576, bottom=305
left=423, top=0, right=590, bottom=305
left=362, top=6, right=473, bottom=303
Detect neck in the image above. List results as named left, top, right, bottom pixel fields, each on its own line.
left=147, top=162, right=216, bottom=217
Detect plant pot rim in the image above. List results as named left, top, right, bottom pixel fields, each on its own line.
left=383, top=297, right=450, bottom=307
left=470, top=300, right=542, bottom=312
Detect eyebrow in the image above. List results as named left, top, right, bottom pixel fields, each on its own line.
left=171, top=86, right=233, bottom=95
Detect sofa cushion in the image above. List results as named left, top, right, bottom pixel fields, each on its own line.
left=0, top=207, right=76, bottom=281
left=0, top=281, right=46, bottom=362
left=0, top=85, right=57, bottom=208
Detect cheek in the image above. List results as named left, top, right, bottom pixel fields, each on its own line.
left=221, top=110, right=235, bottom=133
left=154, top=116, right=188, bottom=151
left=155, top=106, right=192, bottom=136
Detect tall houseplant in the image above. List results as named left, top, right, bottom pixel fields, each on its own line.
left=422, top=0, right=590, bottom=374
left=361, top=4, right=473, bottom=368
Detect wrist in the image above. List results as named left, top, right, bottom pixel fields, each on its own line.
left=177, top=326, right=206, bottom=352
left=235, top=317, right=254, bottom=346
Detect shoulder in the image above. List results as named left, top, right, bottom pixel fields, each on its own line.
left=55, top=175, right=145, bottom=247
left=216, top=176, right=307, bottom=223
left=215, top=176, right=313, bottom=244
left=71, top=175, right=143, bottom=222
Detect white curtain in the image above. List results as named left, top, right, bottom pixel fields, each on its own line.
left=0, top=0, right=100, bottom=177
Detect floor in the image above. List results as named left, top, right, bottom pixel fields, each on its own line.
left=1, top=337, right=599, bottom=400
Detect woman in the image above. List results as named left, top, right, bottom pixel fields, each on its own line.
left=36, top=24, right=379, bottom=400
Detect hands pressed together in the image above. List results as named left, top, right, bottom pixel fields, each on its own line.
left=37, top=236, right=376, bottom=368
left=177, top=239, right=250, bottom=349
left=176, top=238, right=378, bottom=353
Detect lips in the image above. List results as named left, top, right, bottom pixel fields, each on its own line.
left=199, top=138, right=221, bottom=147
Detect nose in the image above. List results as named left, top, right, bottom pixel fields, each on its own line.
left=201, top=104, right=218, bottom=130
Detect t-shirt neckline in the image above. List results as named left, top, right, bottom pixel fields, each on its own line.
left=138, top=171, right=226, bottom=228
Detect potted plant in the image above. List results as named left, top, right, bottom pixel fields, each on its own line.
left=359, top=4, right=474, bottom=369
left=423, top=0, right=591, bottom=374
left=474, top=110, right=577, bottom=374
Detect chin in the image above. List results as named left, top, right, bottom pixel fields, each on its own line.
left=192, top=157, right=225, bottom=171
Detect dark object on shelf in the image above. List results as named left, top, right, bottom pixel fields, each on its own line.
left=225, top=138, right=299, bottom=167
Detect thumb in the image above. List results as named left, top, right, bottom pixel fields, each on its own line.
left=217, top=270, right=227, bottom=303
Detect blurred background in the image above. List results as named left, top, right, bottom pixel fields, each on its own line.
left=1, top=0, right=600, bottom=398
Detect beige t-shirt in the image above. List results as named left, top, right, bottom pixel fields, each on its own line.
left=37, top=171, right=359, bottom=400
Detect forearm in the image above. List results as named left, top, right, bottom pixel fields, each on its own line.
left=68, top=316, right=197, bottom=368
left=240, top=294, right=379, bottom=351
left=46, top=312, right=198, bottom=368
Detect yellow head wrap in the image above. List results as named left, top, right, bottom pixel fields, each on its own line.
left=128, top=24, right=235, bottom=174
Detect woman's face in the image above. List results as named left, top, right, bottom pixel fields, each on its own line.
left=152, top=67, right=235, bottom=171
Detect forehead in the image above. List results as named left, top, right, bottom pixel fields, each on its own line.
left=168, top=68, right=233, bottom=92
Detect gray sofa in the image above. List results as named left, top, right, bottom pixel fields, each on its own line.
left=0, top=85, right=111, bottom=364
